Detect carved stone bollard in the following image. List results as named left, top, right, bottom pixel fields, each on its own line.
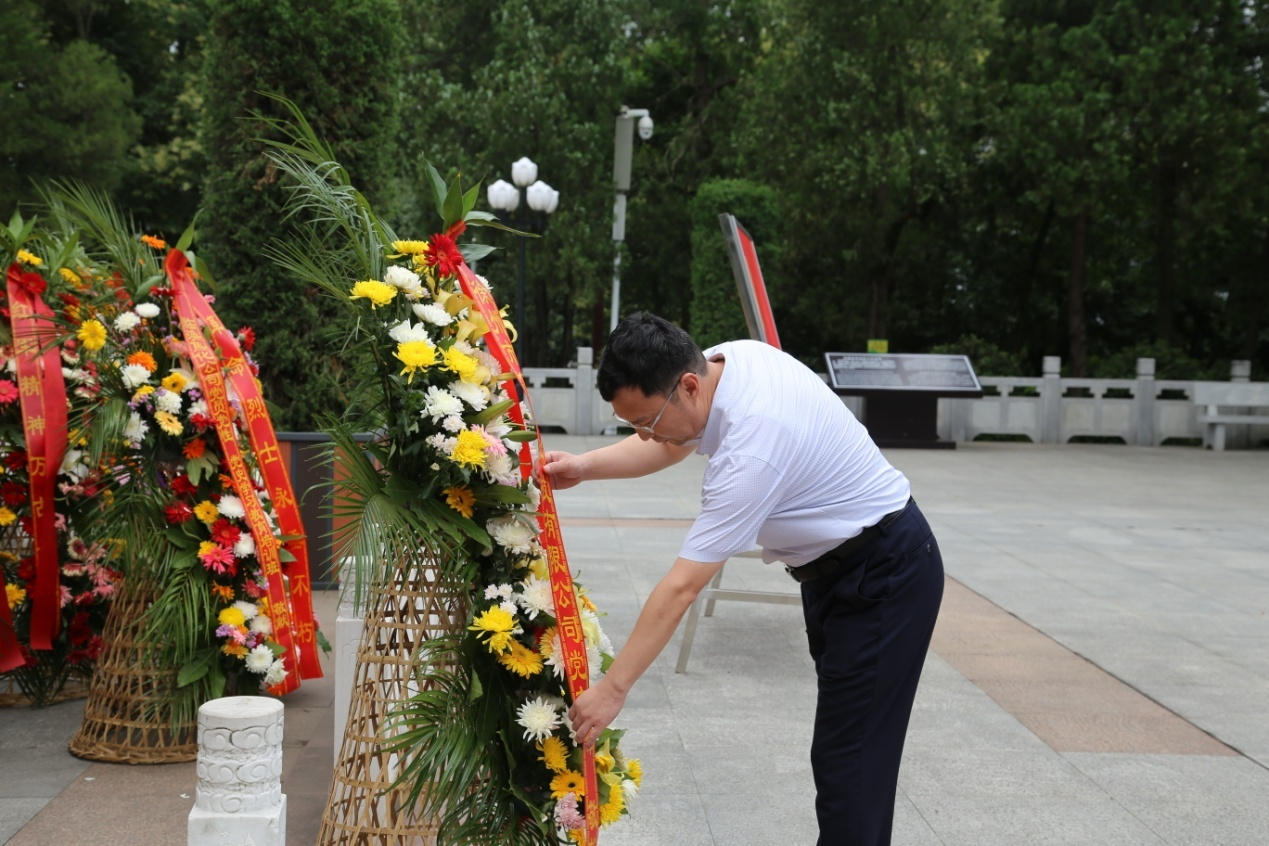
left=188, top=696, right=286, bottom=846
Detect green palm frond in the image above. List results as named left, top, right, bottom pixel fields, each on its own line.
left=40, top=181, right=165, bottom=295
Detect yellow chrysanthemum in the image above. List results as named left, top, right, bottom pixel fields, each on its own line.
left=443, top=485, right=475, bottom=518
left=222, top=643, right=248, bottom=657
left=77, top=319, right=107, bottom=351
left=498, top=640, right=544, bottom=678
left=154, top=410, right=183, bottom=435
left=626, top=758, right=642, bottom=787
left=0, top=507, right=15, bottom=527
left=600, top=792, right=625, bottom=826
left=549, top=770, right=585, bottom=800
left=537, top=736, right=569, bottom=773
left=210, top=584, right=235, bottom=603
left=349, top=279, right=396, bottom=307
left=395, top=340, right=437, bottom=383
left=392, top=239, right=429, bottom=255
left=194, top=501, right=219, bottom=524
left=218, top=606, right=247, bottom=628
left=450, top=429, right=488, bottom=469
left=198, top=540, right=219, bottom=558
left=132, top=385, right=156, bottom=402
left=6, top=583, right=26, bottom=610
left=161, top=372, right=187, bottom=393
left=59, top=267, right=81, bottom=285
left=442, top=347, right=480, bottom=383
left=468, top=606, right=516, bottom=653
left=15, top=249, right=41, bottom=267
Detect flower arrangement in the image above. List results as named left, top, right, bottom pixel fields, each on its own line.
left=34, top=185, right=323, bottom=718
left=0, top=216, right=121, bottom=705
left=265, top=102, right=639, bottom=844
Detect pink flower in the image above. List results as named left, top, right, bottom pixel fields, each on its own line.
left=200, top=544, right=237, bottom=576
left=0, top=380, right=18, bottom=405
left=554, top=793, right=584, bottom=830
left=59, top=585, right=73, bottom=608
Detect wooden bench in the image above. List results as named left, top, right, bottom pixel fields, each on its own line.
left=1192, top=382, right=1269, bottom=451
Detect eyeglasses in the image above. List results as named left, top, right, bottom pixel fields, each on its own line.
left=613, top=373, right=684, bottom=435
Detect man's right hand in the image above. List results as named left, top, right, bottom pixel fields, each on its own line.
left=539, top=450, right=587, bottom=490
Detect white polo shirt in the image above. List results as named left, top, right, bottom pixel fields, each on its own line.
left=679, top=340, right=911, bottom=567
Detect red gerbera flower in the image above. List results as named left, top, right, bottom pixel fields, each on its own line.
left=189, top=413, right=214, bottom=432
left=237, top=326, right=256, bottom=351
left=17, top=271, right=46, bottom=297
left=1, top=482, right=27, bottom=507
left=0, top=380, right=18, bottom=405
left=183, top=438, right=207, bottom=460
left=164, top=502, right=194, bottom=524
left=4, top=449, right=26, bottom=471
left=423, top=233, right=464, bottom=278
left=170, top=474, right=197, bottom=496
left=200, top=544, right=237, bottom=576
left=210, top=518, right=241, bottom=547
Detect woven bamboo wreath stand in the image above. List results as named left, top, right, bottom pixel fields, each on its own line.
left=67, top=575, right=197, bottom=763
left=318, top=553, right=466, bottom=845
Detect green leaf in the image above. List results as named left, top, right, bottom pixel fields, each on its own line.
left=186, top=453, right=220, bottom=484
left=474, top=485, right=532, bottom=507
left=422, top=159, right=448, bottom=219
left=165, top=526, right=200, bottom=551
left=177, top=650, right=216, bottom=687
left=459, top=243, right=495, bottom=264
left=441, top=178, right=465, bottom=231
left=461, top=182, right=481, bottom=217
left=174, top=214, right=198, bottom=252
left=469, top=669, right=484, bottom=702
left=278, top=547, right=297, bottom=564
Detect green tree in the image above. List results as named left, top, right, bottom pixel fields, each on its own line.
left=200, top=0, right=402, bottom=430
left=0, top=0, right=142, bottom=212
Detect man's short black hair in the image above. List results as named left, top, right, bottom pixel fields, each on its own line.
left=597, top=312, right=707, bottom=402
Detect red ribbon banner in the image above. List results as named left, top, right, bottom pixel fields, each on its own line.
left=166, top=252, right=320, bottom=693
left=4, top=264, right=69, bottom=661
left=456, top=264, right=601, bottom=843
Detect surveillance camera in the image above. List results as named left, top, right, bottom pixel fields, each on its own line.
left=637, top=115, right=654, bottom=140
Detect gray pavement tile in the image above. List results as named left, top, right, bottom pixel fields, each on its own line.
left=899, top=748, right=1109, bottom=801
left=699, top=792, right=820, bottom=846
left=0, top=800, right=47, bottom=845
left=1061, top=753, right=1269, bottom=806
left=912, top=796, right=1167, bottom=846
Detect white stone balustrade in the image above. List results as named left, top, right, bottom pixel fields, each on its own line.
left=188, top=696, right=286, bottom=846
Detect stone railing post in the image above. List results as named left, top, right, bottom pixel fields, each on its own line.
left=1135, top=357, right=1156, bottom=446
left=1229, top=360, right=1252, bottom=448
left=335, top=559, right=366, bottom=750
left=574, top=346, right=596, bottom=436
left=1041, top=356, right=1062, bottom=444
left=188, top=696, right=286, bottom=846
left=1230, top=360, right=1251, bottom=383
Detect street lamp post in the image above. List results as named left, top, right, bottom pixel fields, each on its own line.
left=610, top=106, right=654, bottom=332
left=486, top=157, right=559, bottom=362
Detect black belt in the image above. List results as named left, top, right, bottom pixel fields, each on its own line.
left=785, top=498, right=913, bottom=584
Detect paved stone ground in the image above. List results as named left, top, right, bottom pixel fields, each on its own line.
left=2, top=439, right=1266, bottom=845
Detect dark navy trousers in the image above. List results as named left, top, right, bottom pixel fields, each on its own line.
left=799, top=499, right=944, bottom=846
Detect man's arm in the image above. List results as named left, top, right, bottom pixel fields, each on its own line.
left=541, top=434, right=694, bottom=490
left=567, top=556, right=724, bottom=741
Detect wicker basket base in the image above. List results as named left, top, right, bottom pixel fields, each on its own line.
left=67, top=578, right=197, bottom=764
left=317, top=556, right=465, bottom=845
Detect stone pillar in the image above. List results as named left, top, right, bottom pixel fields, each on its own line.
left=1229, top=360, right=1252, bottom=448
left=1135, top=357, right=1156, bottom=446
left=575, top=346, right=596, bottom=436
left=188, top=696, right=286, bottom=846
left=1041, top=356, right=1063, bottom=444
left=334, top=559, right=367, bottom=751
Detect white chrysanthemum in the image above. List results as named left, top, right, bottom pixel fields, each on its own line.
left=442, top=414, right=464, bottom=433
left=425, top=433, right=450, bottom=452
left=484, top=583, right=513, bottom=601
left=217, top=495, right=246, bottom=519
left=449, top=380, right=488, bottom=411
left=188, top=398, right=208, bottom=416
left=384, top=265, right=425, bottom=299
left=155, top=389, right=182, bottom=414
left=543, top=630, right=566, bottom=679
left=517, top=576, right=554, bottom=620
left=454, top=340, right=477, bottom=356
left=250, top=614, right=273, bottom=636
left=123, top=412, right=149, bottom=446
left=263, top=660, right=287, bottom=687
left=232, top=600, right=259, bottom=620
left=113, top=312, right=141, bottom=332
left=422, top=385, right=463, bottom=422
left=62, top=367, right=90, bottom=384
left=120, top=363, right=151, bottom=389
left=488, top=515, right=536, bottom=555
left=515, top=696, right=562, bottom=743
left=412, top=302, right=452, bottom=327
left=527, top=480, right=542, bottom=511
left=622, top=779, right=639, bottom=802
left=483, top=453, right=517, bottom=486
left=245, top=645, right=274, bottom=673
left=388, top=319, right=430, bottom=343
left=134, top=303, right=161, bottom=319
left=234, top=532, right=256, bottom=558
